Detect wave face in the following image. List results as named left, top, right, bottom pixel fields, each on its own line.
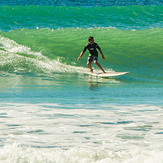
left=0, top=27, right=163, bottom=82
left=0, top=5, right=163, bottom=31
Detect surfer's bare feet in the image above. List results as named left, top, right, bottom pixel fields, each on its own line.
left=90, top=69, right=93, bottom=73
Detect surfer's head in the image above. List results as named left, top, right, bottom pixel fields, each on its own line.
left=88, top=36, right=94, bottom=44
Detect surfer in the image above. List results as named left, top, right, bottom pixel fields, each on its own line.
left=77, top=36, right=106, bottom=73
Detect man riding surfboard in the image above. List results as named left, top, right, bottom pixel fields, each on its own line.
left=77, top=36, right=106, bottom=73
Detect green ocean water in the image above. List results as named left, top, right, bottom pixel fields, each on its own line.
left=0, top=5, right=163, bottom=31
left=0, top=27, right=162, bottom=82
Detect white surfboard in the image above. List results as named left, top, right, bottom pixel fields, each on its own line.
left=88, top=71, right=129, bottom=78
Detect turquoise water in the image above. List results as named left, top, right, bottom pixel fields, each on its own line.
left=1, top=5, right=163, bottom=31
left=0, top=1, right=163, bottom=162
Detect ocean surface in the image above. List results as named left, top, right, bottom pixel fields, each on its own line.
left=0, top=0, right=163, bottom=162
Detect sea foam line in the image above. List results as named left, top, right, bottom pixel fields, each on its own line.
left=0, top=35, right=89, bottom=74
left=0, top=143, right=163, bottom=163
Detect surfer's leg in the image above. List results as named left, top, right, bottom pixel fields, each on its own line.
left=87, top=56, right=93, bottom=72
left=94, top=61, right=105, bottom=73
left=93, top=56, right=105, bottom=73
left=87, top=62, right=93, bottom=71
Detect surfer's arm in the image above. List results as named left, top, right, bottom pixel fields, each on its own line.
left=99, top=49, right=105, bottom=60
left=96, top=44, right=105, bottom=60
left=77, top=45, right=87, bottom=61
left=77, top=51, right=84, bottom=61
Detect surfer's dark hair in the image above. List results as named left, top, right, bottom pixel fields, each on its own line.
left=88, top=36, right=94, bottom=41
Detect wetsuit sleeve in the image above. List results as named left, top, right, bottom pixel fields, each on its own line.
left=96, top=44, right=101, bottom=50
left=82, top=44, right=88, bottom=53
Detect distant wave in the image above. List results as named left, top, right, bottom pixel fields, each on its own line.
left=0, top=0, right=163, bottom=6
left=0, top=5, right=162, bottom=31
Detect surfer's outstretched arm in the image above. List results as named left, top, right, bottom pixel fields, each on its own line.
left=77, top=51, right=84, bottom=61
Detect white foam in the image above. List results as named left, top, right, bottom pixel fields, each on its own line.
left=0, top=36, right=41, bottom=56
left=0, top=103, right=162, bottom=151
left=0, top=143, right=163, bottom=163
left=0, top=35, right=89, bottom=74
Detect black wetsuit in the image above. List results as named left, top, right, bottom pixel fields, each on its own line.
left=83, top=43, right=101, bottom=56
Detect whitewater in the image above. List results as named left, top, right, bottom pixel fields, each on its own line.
left=0, top=0, right=163, bottom=162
